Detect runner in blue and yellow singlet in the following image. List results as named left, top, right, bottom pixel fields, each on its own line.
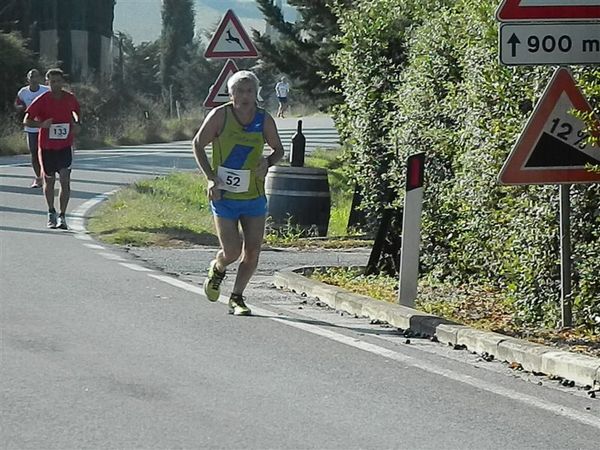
left=193, top=71, right=284, bottom=316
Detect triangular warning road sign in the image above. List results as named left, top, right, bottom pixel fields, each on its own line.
left=496, top=0, right=600, bottom=22
left=203, top=59, right=239, bottom=108
left=498, top=68, right=600, bottom=185
left=204, top=10, right=258, bottom=59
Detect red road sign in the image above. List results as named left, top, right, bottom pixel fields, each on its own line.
left=204, top=9, right=258, bottom=59
left=496, top=0, right=600, bottom=22
left=203, top=59, right=239, bottom=108
left=498, top=67, right=600, bottom=185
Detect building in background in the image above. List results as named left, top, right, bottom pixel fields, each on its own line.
left=0, top=0, right=115, bottom=82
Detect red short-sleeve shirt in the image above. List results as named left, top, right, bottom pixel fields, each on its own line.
left=26, top=91, right=80, bottom=150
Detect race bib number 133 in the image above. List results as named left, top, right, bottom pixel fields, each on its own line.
left=49, top=123, right=70, bottom=140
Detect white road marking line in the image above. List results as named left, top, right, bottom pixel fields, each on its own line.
left=147, top=272, right=600, bottom=430
left=98, top=252, right=126, bottom=261
left=69, top=190, right=118, bottom=235
left=83, top=244, right=105, bottom=250
left=53, top=167, right=597, bottom=429
left=119, top=263, right=154, bottom=272
left=148, top=274, right=205, bottom=295
left=73, top=234, right=93, bottom=241
left=271, top=316, right=600, bottom=430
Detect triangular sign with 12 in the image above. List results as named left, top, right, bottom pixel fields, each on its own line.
left=498, top=67, right=600, bottom=185
left=204, top=9, right=258, bottom=59
left=496, top=0, right=600, bottom=22
left=204, top=59, right=239, bottom=108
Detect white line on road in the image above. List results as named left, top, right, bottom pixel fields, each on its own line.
left=66, top=186, right=600, bottom=431
left=98, top=252, right=126, bottom=261
left=73, top=234, right=93, bottom=241
left=146, top=272, right=600, bottom=431
left=83, top=244, right=105, bottom=250
left=119, top=263, right=155, bottom=272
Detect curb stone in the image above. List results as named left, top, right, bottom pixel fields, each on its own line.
left=273, top=266, right=600, bottom=388
left=497, top=338, right=552, bottom=373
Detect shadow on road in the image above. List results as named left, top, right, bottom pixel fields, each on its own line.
left=0, top=225, right=63, bottom=236
left=0, top=173, right=129, bottom=187
left=249, top=313, right=403, bottom=338
left=0, top=205, right=47, bottom=216
left=0, top=184, right=98, bottom=200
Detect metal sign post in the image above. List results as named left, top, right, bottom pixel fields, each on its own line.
left=398, top=153, right=426, bottom=308
left=559, top=184, right=573, bottom=328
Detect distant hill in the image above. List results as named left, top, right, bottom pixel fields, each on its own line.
left=113, top=0, right=270, bottom=43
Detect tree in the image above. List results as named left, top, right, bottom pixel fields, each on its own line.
left=254, top=0, right=350, bottom=109
left=160, top=0, right=195, bottom=103
left=0, top=32, right=36, bottom=112
left=171, top=38, right=224, bottom=112
left=119, top=34, right=162, bottom=99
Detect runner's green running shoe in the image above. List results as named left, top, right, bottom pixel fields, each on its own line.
left=203, top=260, right=225, bottom=302
left=228, top=294, right=251, bottom=316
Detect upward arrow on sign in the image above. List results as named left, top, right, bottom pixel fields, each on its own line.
left=496, top=0, right=600, bottom=21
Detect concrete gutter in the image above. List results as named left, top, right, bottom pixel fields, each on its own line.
left=273, top=267, right=600, bottom=388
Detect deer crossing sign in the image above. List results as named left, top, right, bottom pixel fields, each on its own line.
left=204, top=9, right=258, bottom=59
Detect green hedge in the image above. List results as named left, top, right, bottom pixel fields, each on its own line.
left=333, top=0, right=599, bottom=329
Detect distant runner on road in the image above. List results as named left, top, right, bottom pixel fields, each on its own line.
left=275, top=76, right=290, bottom=118
left=14, top=69, right=50, bottom=188
left=23, top=68, right=81, bottom=230
left=193, top=70, right=284, bottom=316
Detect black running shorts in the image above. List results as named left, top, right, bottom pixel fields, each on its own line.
left=40, top=147, right=72, bottom=176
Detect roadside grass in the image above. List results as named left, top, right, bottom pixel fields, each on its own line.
left=312, top=267, right=600, bottom=358
left=0, top=122, right=28, bottom=155
left=88, top=149, right=367, bottom=248
left=88, top=172, right=217, bottom=247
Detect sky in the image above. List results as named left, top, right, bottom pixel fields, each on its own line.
left=113, top=0, right=294, bottom=43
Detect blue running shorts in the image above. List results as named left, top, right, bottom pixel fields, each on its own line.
left=210, top=196, right=267, bottom=220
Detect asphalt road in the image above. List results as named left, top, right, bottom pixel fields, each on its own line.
left=1, top=117, right=599, bottom=449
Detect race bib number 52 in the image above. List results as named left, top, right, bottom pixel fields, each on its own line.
left=49, top=123, right=70, bottom=140
left=217, top=166, right=250, bottom=193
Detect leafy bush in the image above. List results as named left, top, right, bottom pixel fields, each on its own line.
left=333, top=0, right=600, bottom=329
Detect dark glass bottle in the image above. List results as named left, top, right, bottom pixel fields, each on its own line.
left=290, top=120, right=306, bottom=167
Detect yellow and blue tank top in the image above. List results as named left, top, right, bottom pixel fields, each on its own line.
left=212, top=103, right=266, bottom=200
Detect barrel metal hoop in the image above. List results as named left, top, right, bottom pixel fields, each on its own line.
left=266, top=189, right=331, bottom=197
left=267, top=174, right=327, bottom=180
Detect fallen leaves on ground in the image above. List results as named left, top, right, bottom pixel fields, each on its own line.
left=312, top=268, right=600, bottom=359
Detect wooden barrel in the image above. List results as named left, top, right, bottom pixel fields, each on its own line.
left=265, top=166, right=331, bottom=237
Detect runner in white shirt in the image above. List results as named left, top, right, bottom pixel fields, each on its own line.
left=14, top=69, right=50, bottom=188
left=275, top=77, right=290, bottom=118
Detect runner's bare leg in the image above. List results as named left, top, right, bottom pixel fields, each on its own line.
left=232, top=215, right=266, bottom=295
left=58, top=168, right=70, bottom=214
left=43, top=175, right=56, bottom=210
left=213, top=216, right=242, bottom=272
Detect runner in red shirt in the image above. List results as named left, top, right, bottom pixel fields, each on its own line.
left=24, top=68, right=81, bottom=229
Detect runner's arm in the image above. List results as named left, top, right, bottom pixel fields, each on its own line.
left=72, top=97, right=82, bottom=135
left=23, top=96, right=51, bottom=128
left=192, top=108, right=224, bottom=182
left=14, top=95, right=25, bottom=113
left=263, top=114, right=284, bottom=167
left=23, top=113, right=52, bottom=129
